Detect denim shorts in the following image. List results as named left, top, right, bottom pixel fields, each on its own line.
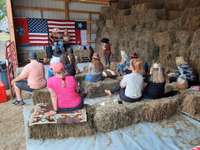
left=15, top=80, right=33, bottom=92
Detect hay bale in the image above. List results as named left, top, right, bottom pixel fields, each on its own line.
left=22, top=91, right=32, bottom=100
left=29, top=105, right=96, bottom=139
left=141, top=98, right=178, bottom=122
left=32, top=88, right=51, bottom=105
left=179, top=90, right=200, bottom=121
left=94, top=96, right=178, bottom=132
left=82, top=78, right=121, bottom=98
left=29, top=95, right=181, bottom=138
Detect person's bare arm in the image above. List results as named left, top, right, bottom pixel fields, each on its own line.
left=12, top=66, right=29, bottom=85
left=48, top=88, right=58, bottom=111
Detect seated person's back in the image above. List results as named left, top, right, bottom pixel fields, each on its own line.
left=143, top=63, right=165, bottom=99
left=121, top=72, right=143, bottom=99
left=119, top=59, right=144, bottom=102
left=21, top=56, right=46, bottom=89
left=85, top=53, right=104, bottom=82
left=47, top=62, right=82, bottom=111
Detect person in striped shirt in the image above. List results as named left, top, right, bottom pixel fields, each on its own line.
left=169, top=56, right=197, bottom=87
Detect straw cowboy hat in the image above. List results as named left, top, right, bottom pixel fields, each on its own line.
left=92, top=53, right=100, bottom=60
left=176, top=56, right=187, bottom=66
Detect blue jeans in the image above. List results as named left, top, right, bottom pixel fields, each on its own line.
left=104, top=54, right=111, bottom=66
left=117, top=63, right=126, bottom=75
left=85, top=74, right=103, bottom=82
left=15, top=80, right=33, bottom=92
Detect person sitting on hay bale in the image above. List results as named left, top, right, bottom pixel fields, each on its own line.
left=168, top=56, right=197, bottom=89
left=47, top=62, right=83, bottom=113
left=60, top=48, right=76, bottom=76
left=85, top=53, right=104, bottom=82
left=143, top=63, right=166, bottom=99
left=129, top=51, right=149, bottom=81
left=116, top=49, right=129, bottom=76
left=47, top=49, right=62, bottom=78
left=12, top=52, right=46, bottom=105
left=105, top=59, right=144, bottom=103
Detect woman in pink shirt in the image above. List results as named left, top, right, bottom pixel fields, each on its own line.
left=47, top=62, right=83, bottom=112
left=12, top=52, right=46, bottom=105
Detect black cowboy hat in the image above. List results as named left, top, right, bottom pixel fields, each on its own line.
left=101, top=38, right=110, bottom=44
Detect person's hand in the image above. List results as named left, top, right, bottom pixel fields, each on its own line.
left=45, top=110, right=56, bottom=117
left=11, top=79, right=15, bottom=86
left=168, top=73, right=176, bottom=77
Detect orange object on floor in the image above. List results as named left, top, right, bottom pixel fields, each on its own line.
left=0, top=81, right=7, bottom=103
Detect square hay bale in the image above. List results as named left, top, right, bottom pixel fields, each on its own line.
left=29, top=106, right=96, bottom=139
left=32, top=88, right=51, bottom=105
left=82, top=78, right=121, bottom=98
left=22, top=91, right=32, bottom=100
left=179, top=90, right=200, bottom=121
left=94, top=96, right=179, bottom=133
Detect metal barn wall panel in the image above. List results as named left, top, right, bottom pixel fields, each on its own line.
left=91, top=24, right=97, bottom=32
left=69, top=2, right=101, bottom=12
left=43, top=11, right=65, bottom=19
left=14, top=9, right=41, bottom=18
left=91, top=14, right=99, bottom=20
left=13, top=0, right=65, bottom=9
left=91, top=34, right=96, bottom=41
left=69, top=12, right=89, bottom=20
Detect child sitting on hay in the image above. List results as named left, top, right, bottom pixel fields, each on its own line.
left=47, top=62, right=83, bottom=113
left=116, top=49, right=129, bottom=76
left=105, top=59, right=144, bottom=103
left=85, top=53, right=104, bottom=82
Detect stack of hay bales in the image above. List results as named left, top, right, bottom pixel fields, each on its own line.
left=94, top=96, right=178, bottom=132
left=29, top=94, right=180, bottom=138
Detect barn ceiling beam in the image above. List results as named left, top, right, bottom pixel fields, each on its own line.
left=15, top=5, right=65, bottom=12
left=70, top=0, right=109, bottom=5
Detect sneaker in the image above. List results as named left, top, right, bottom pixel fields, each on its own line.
left=19, top=100, right=25, bottom=105
left=12, top=100, right=20, bottom=105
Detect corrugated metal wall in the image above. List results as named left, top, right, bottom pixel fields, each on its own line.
left=13, top=0, right=65, bottom=19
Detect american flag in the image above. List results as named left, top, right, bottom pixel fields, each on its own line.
left=14, top=18, right=87, bottom=46
left=28, top=18, right=49, bottom=45
left=48, top=19, right=76, bottom=44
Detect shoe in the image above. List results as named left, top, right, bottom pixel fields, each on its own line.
left=12, top=100, right=20, bottom=105
left=19, top=100, right=25, bottom=105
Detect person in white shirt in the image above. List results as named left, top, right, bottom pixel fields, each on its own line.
left=105, top=59, right=144, bottom=102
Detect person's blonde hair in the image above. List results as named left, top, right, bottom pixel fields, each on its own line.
left=92, top=58, right=104, bottom=72
left=150, top=63, right=165, bottom=83
left=131, top=58, right=144, bottom=73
